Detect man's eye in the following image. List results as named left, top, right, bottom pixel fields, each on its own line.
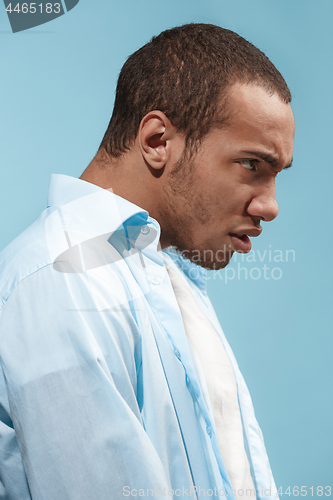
left=240, top=159, right=258, bottom=171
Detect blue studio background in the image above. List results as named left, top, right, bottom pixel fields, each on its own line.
left=1, top=0, right=332, bottom=495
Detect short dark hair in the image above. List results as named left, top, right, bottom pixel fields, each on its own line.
left=100, top=23, right=291, bottom=157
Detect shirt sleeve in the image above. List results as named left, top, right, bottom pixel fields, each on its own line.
left=0, top=264, right=170, bottom=499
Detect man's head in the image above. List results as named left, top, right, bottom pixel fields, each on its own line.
left=99, top=23, right=291, bottom=157
left=160, top=82, right=294, bottom=269
left=82, top=24, right=294, bottom=270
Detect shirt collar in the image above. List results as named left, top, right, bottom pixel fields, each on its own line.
left=47, top=174, right=207, bottom=291
left=47, top=174, right=148, bottom=227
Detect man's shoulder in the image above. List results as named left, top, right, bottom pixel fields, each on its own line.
left=0, top=208, right=54, bottom=307
left=0, top=203, right=144, bottom=317
left=0, top=204, right=142, bottom=358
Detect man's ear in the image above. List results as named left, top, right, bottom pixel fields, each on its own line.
left=138, top=111, right=177, bottom=170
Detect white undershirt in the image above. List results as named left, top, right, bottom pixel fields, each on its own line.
left=166, top=266, right=255, bottom=500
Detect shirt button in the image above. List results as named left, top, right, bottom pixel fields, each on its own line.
left=141, top=226, right=150, bottom=235
left=206, top=426, right=213, bottom=437
left=151, top=276, right=160, bottom=286
left=186, top=375, right=190, bottom=385
left=174, top=349, right=181, bottom=359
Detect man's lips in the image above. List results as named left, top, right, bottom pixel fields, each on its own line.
left=229, top=228, right=262, bottom=254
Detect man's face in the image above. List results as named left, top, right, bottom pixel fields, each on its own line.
left=160, top=82, right=295, bottom=270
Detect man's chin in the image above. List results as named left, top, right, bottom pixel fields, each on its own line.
left=174, top=247, right=234, bottom=271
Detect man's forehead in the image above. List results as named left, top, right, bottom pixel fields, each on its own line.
left=225, top=82, right=294, bottom=137
left=226, top=81, right=293, bottom=121
left=203, top=82, right=295, bottom=169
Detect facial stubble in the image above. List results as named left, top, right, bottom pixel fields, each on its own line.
left=160, top=154, right=234, bottom=270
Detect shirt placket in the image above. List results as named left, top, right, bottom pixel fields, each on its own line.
left=130, top=219, right=234, bottom=498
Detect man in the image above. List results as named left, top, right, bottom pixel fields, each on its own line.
left=0, top=24, right=294, bottom=499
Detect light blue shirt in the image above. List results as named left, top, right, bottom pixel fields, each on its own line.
left=0, top=174, right=278, bottom=499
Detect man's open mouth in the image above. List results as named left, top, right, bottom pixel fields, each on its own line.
left=229, top=233, right=252, bottom=253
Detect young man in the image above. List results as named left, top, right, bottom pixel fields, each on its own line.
left=0, top=24, right=294, bottom=499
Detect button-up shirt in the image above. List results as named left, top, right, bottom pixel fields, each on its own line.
left=0, top=174, right=278, bottom=499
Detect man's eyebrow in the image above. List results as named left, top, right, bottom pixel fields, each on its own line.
left=240, top=150, right=293, bottom=170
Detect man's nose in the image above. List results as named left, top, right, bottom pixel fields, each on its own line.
left=246, top=180, right=279, bottom=222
